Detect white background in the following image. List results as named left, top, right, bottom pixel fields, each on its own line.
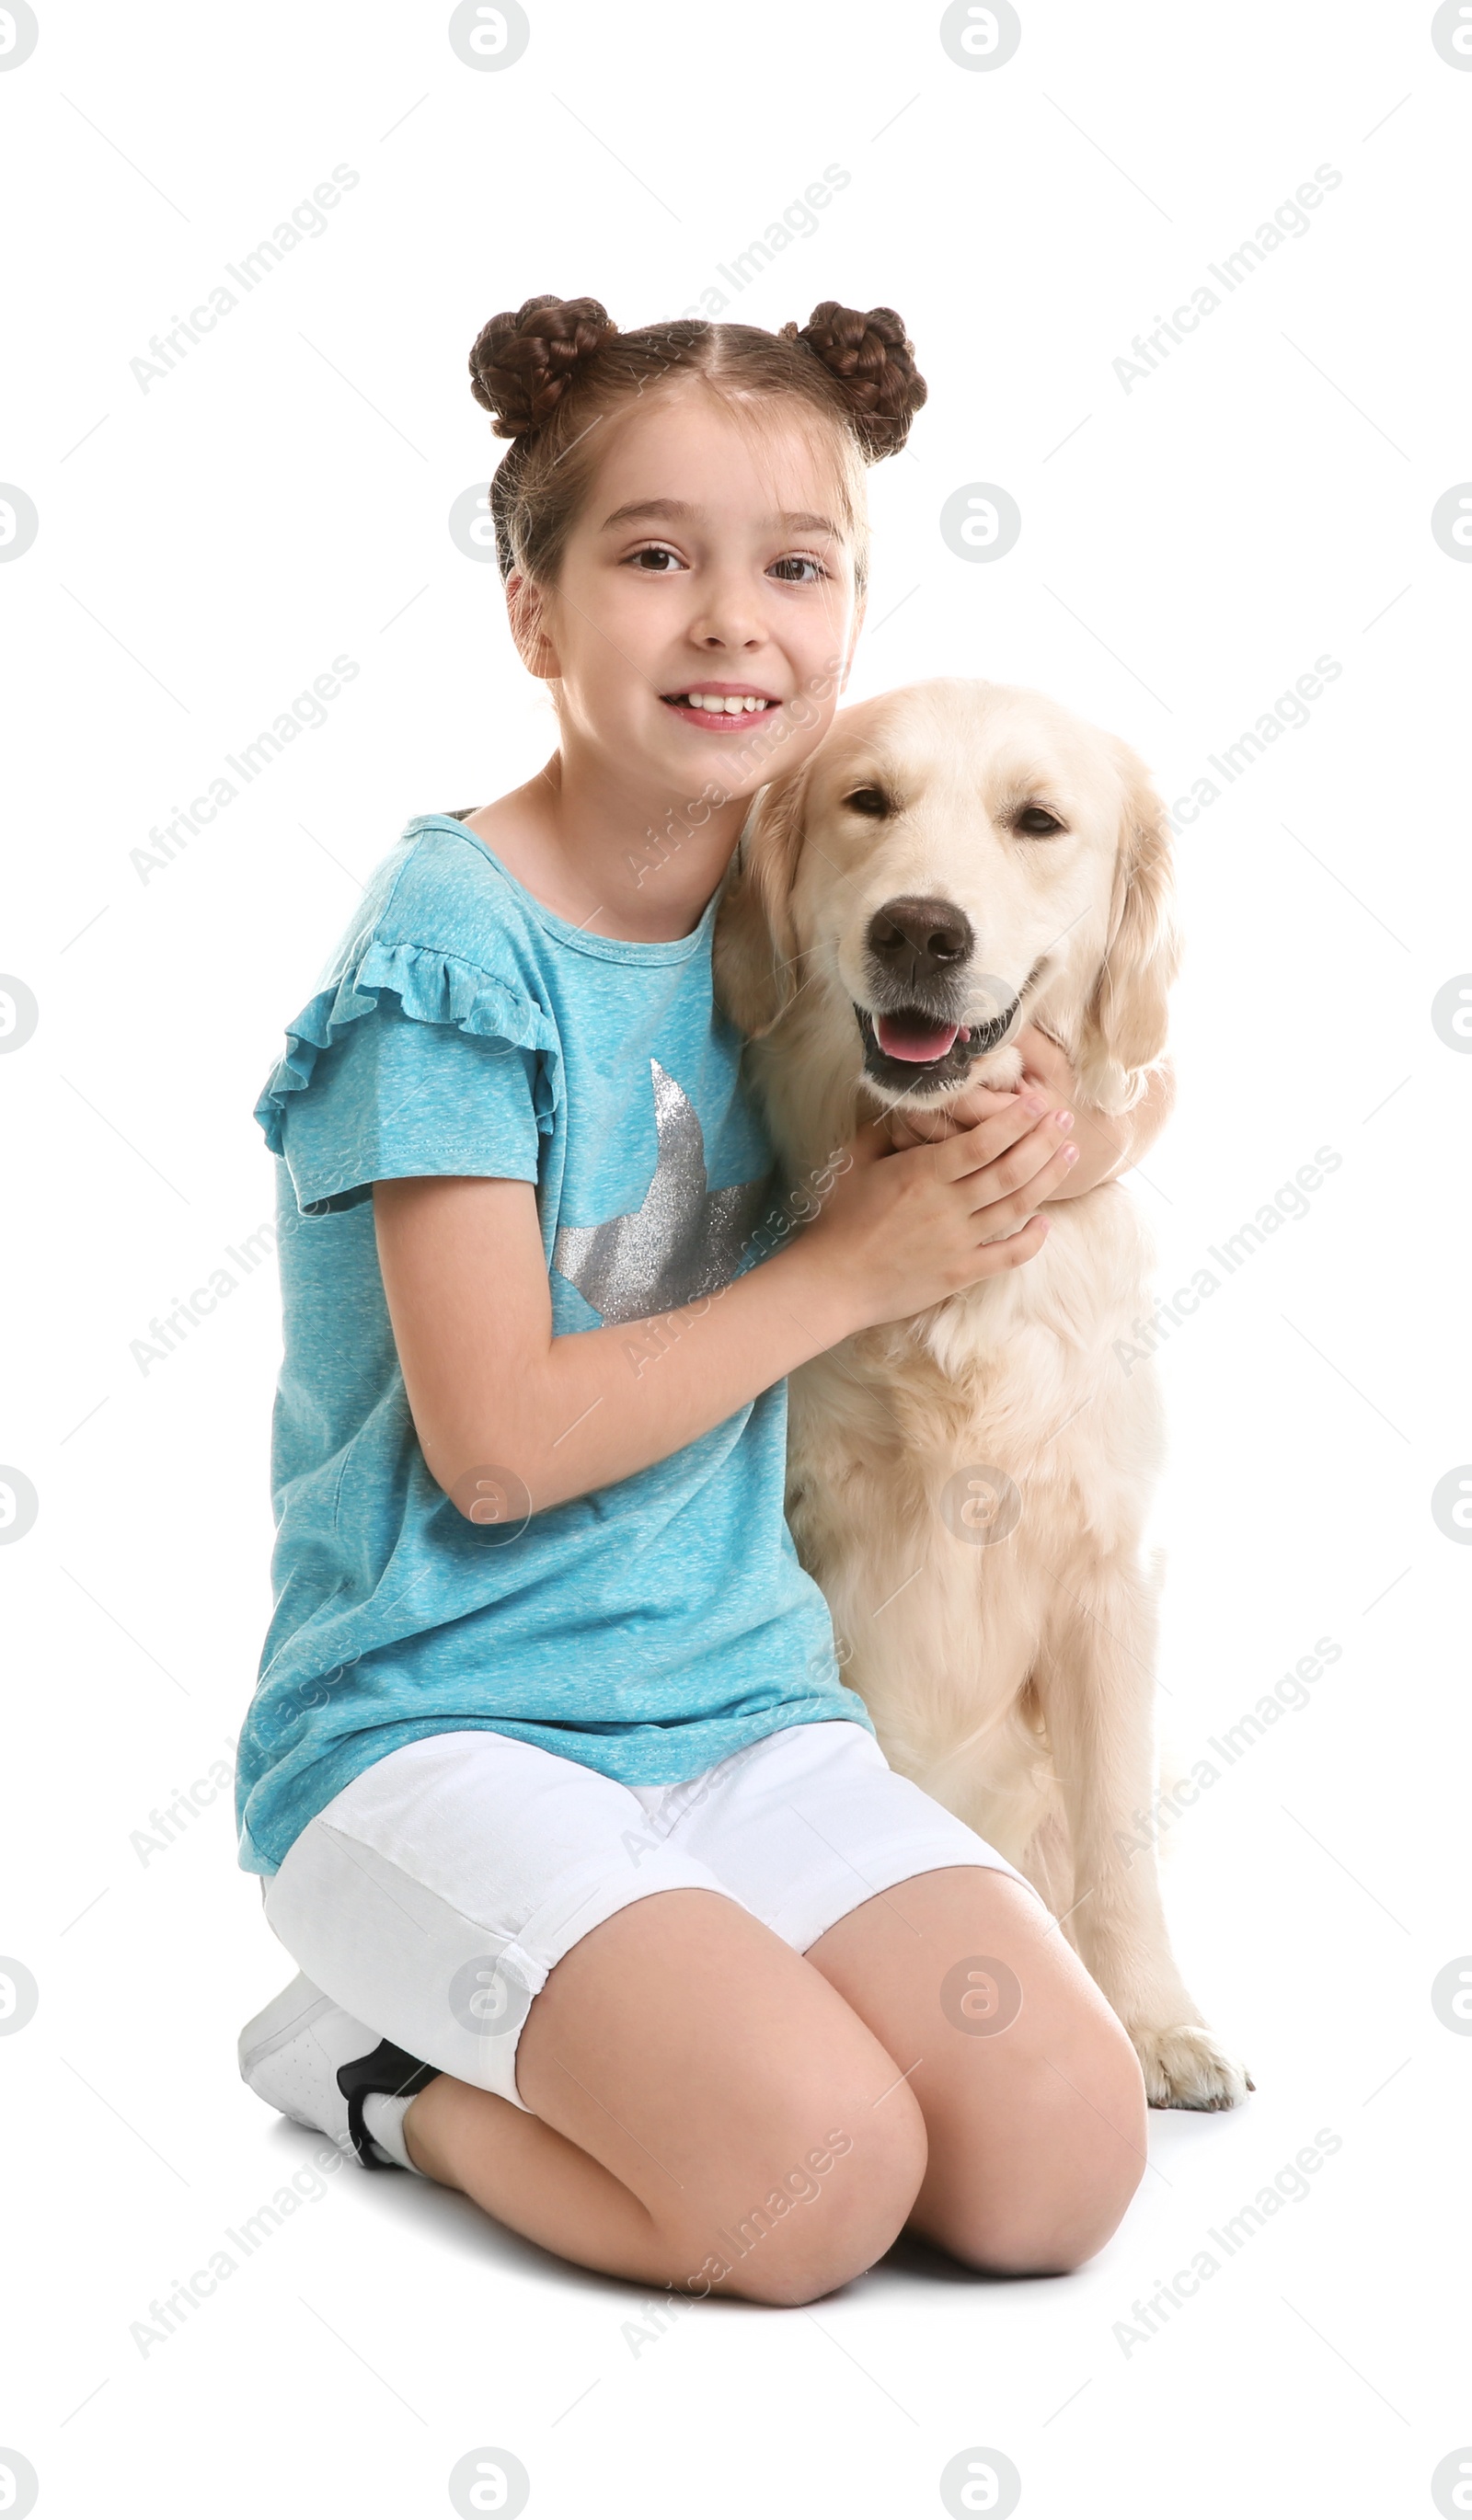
left=2, top=1, right=1469, bottom=2514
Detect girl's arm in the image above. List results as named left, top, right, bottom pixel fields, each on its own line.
left=374, top=1095, right=1079, bottom=1518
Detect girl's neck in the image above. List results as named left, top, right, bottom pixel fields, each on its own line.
left=466, top=744, right=751, bottom=945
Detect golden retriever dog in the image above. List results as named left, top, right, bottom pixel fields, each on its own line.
left=715, top=678, right=1248, bottom=2110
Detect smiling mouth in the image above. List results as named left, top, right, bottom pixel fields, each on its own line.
left=661, top=689, right=782, bottom=728
left=854, top=985, right=1030, bottom=1094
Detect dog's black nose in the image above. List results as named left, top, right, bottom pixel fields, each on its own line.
left=866, top=896, right=974, bottom=987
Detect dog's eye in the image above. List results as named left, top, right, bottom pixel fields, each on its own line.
left=1013, top=805, right=1065, bottom=837
left=844, top=786, right=893, bottom=818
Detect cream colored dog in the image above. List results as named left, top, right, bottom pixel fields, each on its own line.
left=715, top=677, right=1249, bottom=2110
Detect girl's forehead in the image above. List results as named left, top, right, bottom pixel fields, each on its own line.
left=584, top=388, right=850, bottom=514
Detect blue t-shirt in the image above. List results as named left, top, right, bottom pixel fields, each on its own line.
left=235, top=814, right=873, bottom=1876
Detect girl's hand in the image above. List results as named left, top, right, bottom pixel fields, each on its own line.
left=801, top=1095, right=1079, bottom=1330
left=883, top=1024, right=1173, bottom=1200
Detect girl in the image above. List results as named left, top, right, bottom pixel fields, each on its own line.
left=236, top=297, right=1163, bottom=2308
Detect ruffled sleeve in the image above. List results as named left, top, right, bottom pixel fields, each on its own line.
left=254, top=934, right=562, bottom=1217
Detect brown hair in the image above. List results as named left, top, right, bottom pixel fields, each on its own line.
left=467, top=296, right=927, bottom=598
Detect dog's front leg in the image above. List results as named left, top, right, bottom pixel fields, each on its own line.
left=1035, top=1551, right=1252, bottom=2110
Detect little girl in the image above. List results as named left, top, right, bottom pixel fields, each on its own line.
left=236, top=296, right=1155, bottom=2307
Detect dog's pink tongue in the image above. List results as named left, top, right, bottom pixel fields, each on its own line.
left=875, top=1014, right=961, bottom=1063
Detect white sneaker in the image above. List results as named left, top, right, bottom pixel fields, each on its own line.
left=237, top=1971, right=436, bottom=2169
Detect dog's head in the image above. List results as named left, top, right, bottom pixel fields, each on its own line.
left=715, top=678, right=1179, bottom=1117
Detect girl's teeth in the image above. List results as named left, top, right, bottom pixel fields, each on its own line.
left=683, top=693, right=767, bottom=712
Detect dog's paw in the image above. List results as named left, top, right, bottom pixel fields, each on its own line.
left=1132, top=2022, right=1253, bottom=2111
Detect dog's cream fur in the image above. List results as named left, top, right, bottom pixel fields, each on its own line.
left=715, top=678, right=1248, bottom=2109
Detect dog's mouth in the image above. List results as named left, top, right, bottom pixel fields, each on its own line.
left=870, top=1009, right=964, bottom=1064
left=854, top=974, right=1036, bottom=1096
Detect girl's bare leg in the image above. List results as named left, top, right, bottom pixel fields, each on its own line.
left=805, top=1866, right=1149, bottom=2272
left=401, top=1886, right=928, bottom=2308
left=404, top=1867, right=1148, bottom=2300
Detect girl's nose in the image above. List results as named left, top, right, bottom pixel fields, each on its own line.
left=687, top=570, right=765, bottom=649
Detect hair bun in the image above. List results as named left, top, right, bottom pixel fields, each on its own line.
left=468, top=294, right=618, bottom=439
left=782, top=303, right=926, bottom=457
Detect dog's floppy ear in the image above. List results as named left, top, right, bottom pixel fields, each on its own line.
left=712, top=763, right=811, bottom=1039
left=1074, top=742, right=1180, bottom=1116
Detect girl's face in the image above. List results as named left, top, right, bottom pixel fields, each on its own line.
left=514, top=388, right=863, bottom=806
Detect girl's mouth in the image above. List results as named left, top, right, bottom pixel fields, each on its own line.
left=661, top=689, right=782, bottom=730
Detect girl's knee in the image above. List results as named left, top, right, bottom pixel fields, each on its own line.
left=671, top=2058, right=927, bottom=2308
left=928, top=2021, right=1147, bottom=2277
left=941, top=2150, right=1141, bottom=2278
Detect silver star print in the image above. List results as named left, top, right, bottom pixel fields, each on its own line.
left=552, top=1060, right=772, bottom=1325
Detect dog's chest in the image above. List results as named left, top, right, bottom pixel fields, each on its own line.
left=786, top=1189, right=1161, bottom=1529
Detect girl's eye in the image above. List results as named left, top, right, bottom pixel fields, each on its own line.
left=627, top=544, right=685, bottom=573
left=768, top=554, right=828, bottom=584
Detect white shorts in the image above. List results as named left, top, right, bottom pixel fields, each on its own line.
left=262, top=1720, right=1039, bottom=2113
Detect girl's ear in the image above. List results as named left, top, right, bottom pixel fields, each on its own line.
left=506, top=573, right=558, bottom=681
left=1074, top=741, right=1180, bottom=1115
left=712, top=764, right=811, bottom=1039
